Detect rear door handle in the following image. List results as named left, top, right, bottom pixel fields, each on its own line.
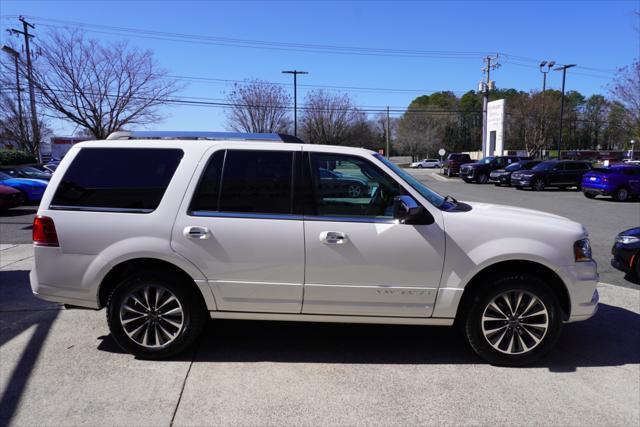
left=184, top=226, right=211, bottom=240
left=319, top=231, right=348, bottom=245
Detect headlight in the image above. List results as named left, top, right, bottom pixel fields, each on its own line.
left=616, top=235, right=640, bottom=245
left=574, top=238, right=592, bottom=262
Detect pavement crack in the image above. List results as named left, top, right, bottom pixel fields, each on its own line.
left=169, top=341, right=200, bottom=427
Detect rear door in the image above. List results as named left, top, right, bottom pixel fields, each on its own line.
left=171, top=144, right=305, bottom=313
left=301, top=150, right=445, bottom=317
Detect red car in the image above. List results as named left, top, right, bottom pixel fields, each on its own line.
left=0, top=184, right=24, bottom=210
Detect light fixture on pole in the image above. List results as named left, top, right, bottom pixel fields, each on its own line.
left=553, top=63, right=577, bottom=159
left=282, top=70, right=308, bottom=137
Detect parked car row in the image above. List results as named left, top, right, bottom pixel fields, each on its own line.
left=443, top=153, right=640, bottom=202
left=0, top=164, right=55, bottom=211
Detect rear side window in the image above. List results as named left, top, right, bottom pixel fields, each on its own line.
left=51, top=148, right=183, bottom=213
left=190, top=149, right=294, bottom=215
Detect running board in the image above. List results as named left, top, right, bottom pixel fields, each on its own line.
left=209, top=311, right=454, bottom=326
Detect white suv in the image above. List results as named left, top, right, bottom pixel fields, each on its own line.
left=30, top=131, right=599, bottom=366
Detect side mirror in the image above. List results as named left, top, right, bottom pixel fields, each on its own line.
left=393, top=195, right=434, bottom=225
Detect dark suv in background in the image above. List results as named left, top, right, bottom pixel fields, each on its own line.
left=512, top=160, right=592, bottom=191
left=460, top=156, right=532, bottom=184
left=442, top=153, right=471, bottom=177
left=490, top=160, right=541, bottom=186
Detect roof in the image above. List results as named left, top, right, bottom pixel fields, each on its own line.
left=106, top=130, right=305, bottom=143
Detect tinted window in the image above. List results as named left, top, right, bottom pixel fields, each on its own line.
left=51, top=148, right=183, bottom=212
left=505, top=163, right=522, bottom=171
left=567, top=162, right=589, bottom=171
left=623, top=167, right=640, bottom=176
left=533, top=162, right=556, bottom=171
left=218, top=150, right=293, bottom=214
left=189, top=150, right=225, bottom=212
left=310, top=153, right=401, bottom=218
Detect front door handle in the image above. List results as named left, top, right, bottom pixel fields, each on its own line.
left=184, top=226, right=211, bottom=240
left=319, top=231, right=348, bottom=245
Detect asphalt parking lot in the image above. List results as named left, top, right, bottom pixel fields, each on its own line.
left=0, top=170, right=639, bottom=426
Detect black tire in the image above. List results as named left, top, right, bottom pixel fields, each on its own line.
left=494, top=183, right=501, bottom=187
left=613, top=187, right=630, bottom=202
left=476, top=173, right=489, bottom=184
left=462, top=178, right=473, bottom=183
left=462, top=274, right=562, bottom=366
left=417, top=164, right=423, bottom=169
left=515, top=186, right=523, bottom=190
left=532, top=178, right=545, bottom=191
left=106, top=271, right=207, bottom=359
left=583, top=192, right=597, bottom=199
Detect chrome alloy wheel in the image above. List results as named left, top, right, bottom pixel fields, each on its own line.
left=119, top=285, right=184, bottom=349
left=347, top=184, right=362, bottom=197
left=481, top=290, right=549, bottom=355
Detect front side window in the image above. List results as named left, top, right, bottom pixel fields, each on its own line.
left=51, top=148, right=183, bottom=212
left=309, top=153, right=400, bottom=218
left=190, top=149, right=294, bottom=215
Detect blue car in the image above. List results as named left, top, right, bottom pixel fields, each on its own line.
left=582, top=165, right=640, bottom=201
left=0, top=171, right=48, bottom=203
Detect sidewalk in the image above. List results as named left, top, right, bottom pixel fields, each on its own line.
left=0, top=244, right=34, bottom=271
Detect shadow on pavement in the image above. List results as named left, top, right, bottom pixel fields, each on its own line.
left=97, top=304, right=640, bottom=370
left=0, top=271, right=60, bottom=426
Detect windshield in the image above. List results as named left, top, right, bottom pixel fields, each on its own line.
left=478, top=157, right=495, bottom=164
left=533, top=161, right=556, bottom=171
left=505, top=163, right=522, bottom=171
left=0, top=171, right=11, bottom=180
left=374, top=154, right=445, bottom=208
left=19, top=166, right=49, bottom=176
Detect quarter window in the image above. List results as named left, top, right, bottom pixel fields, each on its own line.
left=51, top=148, right=183, bottom=212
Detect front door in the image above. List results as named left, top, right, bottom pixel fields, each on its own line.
left=172, top=146, right=304, bottom=313
left=301, top=151, right=445, bottom=317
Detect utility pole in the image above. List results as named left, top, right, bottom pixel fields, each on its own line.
left=479, top=54, right=500, bottom=157
left=539, top=61, right=555, bottom=159
left=8, top=16, right=41, bottom=162
left=1, top=46, right=25, bottom=140
left=282, top=70, right=308, bottom=137
left=385, top=106, right=390, bottom=158
left=553, top=64, right=577, bottom=159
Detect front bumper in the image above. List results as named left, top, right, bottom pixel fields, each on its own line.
left=561, top=260, right=600, bottom=322
left=459, top=169, right=474, bottom=179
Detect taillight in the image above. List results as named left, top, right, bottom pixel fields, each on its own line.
left=33, top=215, right=59, bottom=247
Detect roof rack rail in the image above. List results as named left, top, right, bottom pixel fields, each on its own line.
left=106, top=131, right=305, bottom=143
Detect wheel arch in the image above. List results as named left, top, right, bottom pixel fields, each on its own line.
left=98, top=257, right=215, bottom=310
left=454, top=259, right=571, bottom=324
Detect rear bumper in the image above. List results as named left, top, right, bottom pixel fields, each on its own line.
left=30, top=269, right=99, bottom=308
left=582, top=183, right=614, bottom=195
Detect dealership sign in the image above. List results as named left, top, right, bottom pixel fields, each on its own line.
left=484, top=99, right=505, bottom=157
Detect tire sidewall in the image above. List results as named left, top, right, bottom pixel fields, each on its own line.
left=614, top=187, right=629, bottom=202
left=107, top=273, right=205, bottom=359
left=464, top=276, right=562, bottom=366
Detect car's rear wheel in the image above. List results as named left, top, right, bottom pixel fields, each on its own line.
left=476, top=173, right=489, bottom=184
left=347, top=184, right=362, bottom=198
left=107, top=272, right=207, bottom=359
left=532, top=178, right=545, bottom=191
left=583, top=192, right=597, bottom=199
left=462, top=178, right=473, bottom=183
left=463, top=275, right=562, bottom=366
left=613, top=187, right=629, bottom=202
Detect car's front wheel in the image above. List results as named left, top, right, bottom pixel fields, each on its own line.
left=476, top=173, right=489, bottom=184
left=463, top=275, right=562, bottom=366
left=107, top=272, right=207, bottom=359
left=532, top=178, right=545, bottom=191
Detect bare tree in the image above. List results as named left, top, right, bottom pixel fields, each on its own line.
left=610, top=60, right=640, bottom=140
left=301, top=90, right=364, bottom=145
left=29, top=29, right=179, bottom=140
left=0, top=57, right=50, bottom=155
left=224, top=79, right=291, bottom=133
left=396, top=109, right=442, bottom=161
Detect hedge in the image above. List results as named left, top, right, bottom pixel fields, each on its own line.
left=0, top=149, right=37, bottom=166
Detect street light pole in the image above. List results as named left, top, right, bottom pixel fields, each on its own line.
left=539, top=60, right=554, bottom=159
left=282, top=70, right=308, bottom=137
left=554, top=64, right=576, bottom=159
left=1, top=46, right=25, bottom=139
left=631, top=140, right=636, bottom=161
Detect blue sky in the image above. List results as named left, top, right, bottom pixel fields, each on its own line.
left=1, top=0, right=638, bottom=136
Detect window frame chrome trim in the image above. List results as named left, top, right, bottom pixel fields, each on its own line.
left=49, top=205, right=154, bottom=214
left=188, top=210, right=397, bottom=224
